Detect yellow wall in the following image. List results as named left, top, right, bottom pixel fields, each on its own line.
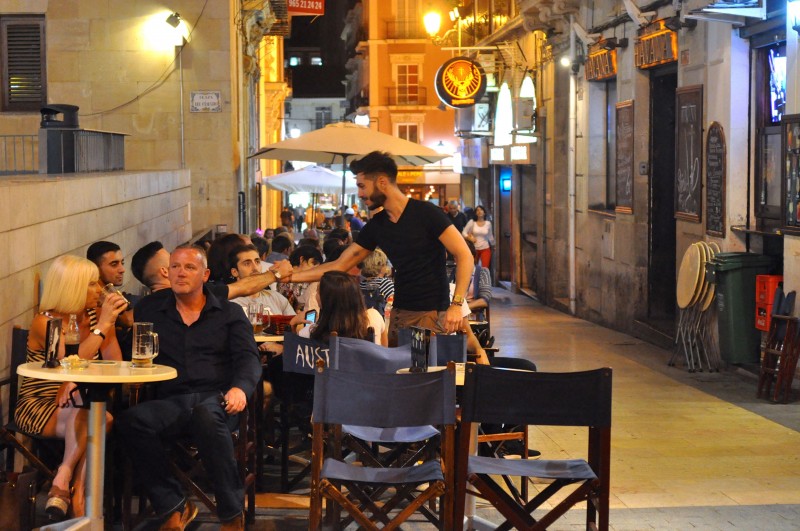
left=0, top=0, right=285, bottom=233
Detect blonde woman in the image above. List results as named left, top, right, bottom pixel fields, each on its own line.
left=16, top=255, right=126, bottom=520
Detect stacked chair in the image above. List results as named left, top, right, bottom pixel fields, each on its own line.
left=758, top=314, right=800, bottom=403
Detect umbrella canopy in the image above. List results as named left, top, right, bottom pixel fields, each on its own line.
left=262, top=165, right=357, bottom=195
left=249, top=122, right=447, bottom=167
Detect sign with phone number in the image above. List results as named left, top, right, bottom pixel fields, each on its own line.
left=288, top=0, right=324, bottom=15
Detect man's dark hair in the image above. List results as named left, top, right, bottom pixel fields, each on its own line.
left=228, top=244, right=259, bottom=272
left=274, top=226, right=289, bottom=237
left=271, top=234, right=293, bottom=254
left=323, top=237, right=344, bottom=261
left=86, top=241, right=121, bottom=265
left=325, top=243, right=348, bottom=263
left=328, top=227, right=350, bottom=243
left=298, top=237, right=321, bottom=249
left=349, top=151, right=397, bottom=181
left=206, top=233, right=247, bottom=283
left=251, top=236, right=269, bottom=258
left=289, top=245, right=323, bottom=267
left=131, top=241, right=164, bottom=285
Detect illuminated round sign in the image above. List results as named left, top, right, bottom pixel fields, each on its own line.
left=434, top=56, right=487, bottom=109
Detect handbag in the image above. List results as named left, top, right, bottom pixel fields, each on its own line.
left=0, top=468, right=38, bottom=531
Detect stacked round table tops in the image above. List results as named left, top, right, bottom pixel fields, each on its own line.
left=676, top=242, right=720, bottom=310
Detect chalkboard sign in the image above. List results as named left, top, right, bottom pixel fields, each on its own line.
left=705, top=122, right=725, bottom=237
left=409, top=326, right=431, bottom=372
left=675, top=85, right=703, bottom=222
left=615, top=100, right=634, bottom=214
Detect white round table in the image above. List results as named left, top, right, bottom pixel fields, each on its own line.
left=17, top=361, right=177, bottom=531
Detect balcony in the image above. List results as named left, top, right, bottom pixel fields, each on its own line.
left=385, top=87, right=427, bottom=106
left=384, top=20, right=428, bottom=40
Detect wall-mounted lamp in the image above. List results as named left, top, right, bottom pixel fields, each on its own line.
left=664, top=16, right=697, bottom=31
left=424, top=9, right=462, bottom=48
left=166, top=12, right=181, bottom=28
left=601, top=37, right=628, bottom=50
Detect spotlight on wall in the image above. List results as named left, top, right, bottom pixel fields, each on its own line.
left=664, top=16, right=697, bottom=31
left=166, top=12, right=181, bottom=28
left=601, top=37, right=629, bottom=50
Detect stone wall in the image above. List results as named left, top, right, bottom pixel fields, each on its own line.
left=0, top=169, right=191, bottom=395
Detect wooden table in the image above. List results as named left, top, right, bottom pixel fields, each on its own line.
left=254, top=334, right=284, bottom=343
left=17, top=361, right=177, bottom=531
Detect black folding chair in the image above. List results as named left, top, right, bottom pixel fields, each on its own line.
left=309, top=363, right=456, bottom=530
left=454, top=364, right=613, bottom=531
left=1, top=327, right=59, bottom=479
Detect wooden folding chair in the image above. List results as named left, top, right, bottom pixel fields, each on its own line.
left=1, top=327, right=58, bottom=479
left=454, top=363, right=612, bottom=531
left=309, top=363, right=456, bottom=530
left=758, top=315, right=800, bottom=403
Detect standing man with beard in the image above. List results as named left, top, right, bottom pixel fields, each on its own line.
left=271, top=151, right=474, bottom=348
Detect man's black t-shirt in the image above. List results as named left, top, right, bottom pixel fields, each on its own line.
left=356, top=199, right=452, bottom=312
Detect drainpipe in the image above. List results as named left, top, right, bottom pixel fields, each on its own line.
left=568, top=15, right=577, bottom=315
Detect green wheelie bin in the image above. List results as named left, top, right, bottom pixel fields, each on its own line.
left=705, top=252, right=777, bottom=364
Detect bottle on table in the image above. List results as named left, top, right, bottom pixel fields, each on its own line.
left=65, top=314, right=80, bottom=357
left=384, top=295, right=394, bottom=321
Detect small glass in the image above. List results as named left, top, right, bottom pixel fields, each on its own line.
left=100, top=283, right=131, bottom=311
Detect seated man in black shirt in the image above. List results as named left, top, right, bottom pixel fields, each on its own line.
left=117, top=245, right=261, bottom=531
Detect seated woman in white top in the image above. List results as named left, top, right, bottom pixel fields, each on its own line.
left=297, top=270, right=387, bottom=346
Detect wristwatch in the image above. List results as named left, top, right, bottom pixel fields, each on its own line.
left=451, top=294, right=465, bottom=306
left=91, top=328, right=106, bottom=340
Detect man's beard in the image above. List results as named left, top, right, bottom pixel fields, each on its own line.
left=367, top=190, right=387, bottom=211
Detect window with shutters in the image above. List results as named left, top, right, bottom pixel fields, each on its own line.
left=1, top=16, right=47, bottom=112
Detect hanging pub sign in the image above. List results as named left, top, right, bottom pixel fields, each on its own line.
left=634, top=20, right=677, bottom=69
left=434, top=57, right=487, bottom=109
left=585, top=41, right=618, bottom=82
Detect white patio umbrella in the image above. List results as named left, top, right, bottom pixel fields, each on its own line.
left=250, top=122, right=447, bottom=206
left=262, top=165, right=357, bottom=195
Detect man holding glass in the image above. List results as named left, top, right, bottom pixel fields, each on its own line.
left=117, top=244, right=260, bottom=531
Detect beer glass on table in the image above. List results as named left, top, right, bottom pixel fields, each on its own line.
left=248, top=303, right=264, bottom=334
left=132, top=322, right=159, bottom=368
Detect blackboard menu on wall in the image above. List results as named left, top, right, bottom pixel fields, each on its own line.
left=615, top=100, right=634, bottom=214
left=675, top=85, right=704, bottom=222
left=705, top=122, right=726, bottom=237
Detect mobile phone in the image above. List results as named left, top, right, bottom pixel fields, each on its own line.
left=305, top=309, right=317, bottom=323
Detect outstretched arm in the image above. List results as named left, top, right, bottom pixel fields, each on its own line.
left=273, top=243, right=371, bottom=284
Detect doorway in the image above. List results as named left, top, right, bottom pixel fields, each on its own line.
left=648, top=66, right=677, bottom=332
left=497, top=165, right=513, bottom=282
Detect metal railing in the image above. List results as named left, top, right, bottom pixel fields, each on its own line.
left=74, top=130, right=125, bottom=172
left=0, top=134, right=37, bottom=175
left=385, top=86, right=427, bottom=106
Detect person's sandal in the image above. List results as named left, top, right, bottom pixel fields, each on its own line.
left=45, top=486, right=71, bottom=521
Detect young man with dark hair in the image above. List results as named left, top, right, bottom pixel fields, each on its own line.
left=87, top=240, right=138, bottom=358
left=131, top=241, right=170, bottom=292
left=272, top=151, right=476, bottom=350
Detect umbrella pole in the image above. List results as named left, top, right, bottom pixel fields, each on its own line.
left=341, top=154, right=350, bottom=213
